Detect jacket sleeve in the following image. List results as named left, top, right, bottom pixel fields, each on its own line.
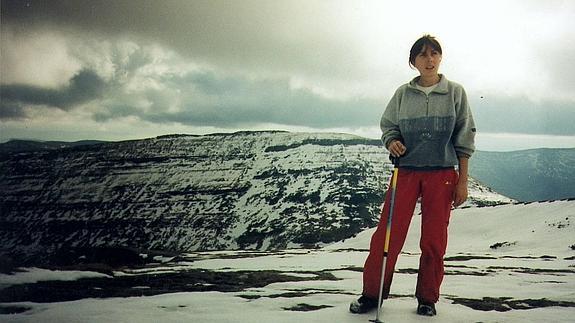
left=453, top=87, right=476, bottom=158
left=380, top=88, right=403, bottom=149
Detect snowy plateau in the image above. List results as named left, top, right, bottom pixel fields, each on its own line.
left=0, top=131, right=573, bottom=322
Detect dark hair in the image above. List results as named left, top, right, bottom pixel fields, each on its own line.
left=409, top=34, right=442, bottom=68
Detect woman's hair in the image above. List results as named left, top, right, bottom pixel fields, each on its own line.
left=409, top=34, right=442, bottom=68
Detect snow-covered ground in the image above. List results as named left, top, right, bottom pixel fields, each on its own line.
left=1, top=200, right=574, bottom=322
left=0, top=268, right=111, bottom=286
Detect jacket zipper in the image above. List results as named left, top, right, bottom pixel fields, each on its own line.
left=414, top=87, right=431, bottom=116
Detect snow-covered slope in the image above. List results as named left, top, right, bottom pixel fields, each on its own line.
left=0, top=131, right=511, bottom=264
left=1, top=200, right=573, bottom=322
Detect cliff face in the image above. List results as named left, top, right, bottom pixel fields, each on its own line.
left=0, top=131, right=511, bottom=261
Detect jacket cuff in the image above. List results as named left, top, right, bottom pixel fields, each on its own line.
left=456, top=151, right=472, bottom=159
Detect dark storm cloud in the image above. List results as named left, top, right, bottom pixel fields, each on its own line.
left=0, top=69, right=106, bottom=119
left=93, top=104, right=141, bottom=123
left=0, top=102, right=27, bottom=119
left=1, top=0, right=376, bottom=126
left=144, top=96, right=380, bottom=129
left=1, top=0, right=362, bottom=79
left=2, top=0, right=574, bottom=138
left=93, top=70, right=382, bottom=129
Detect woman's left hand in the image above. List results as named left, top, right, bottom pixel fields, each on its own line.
left=453, top=181, right=468, bottom=208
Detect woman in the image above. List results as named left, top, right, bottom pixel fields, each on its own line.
left=350, top=34, right=476, bottom=316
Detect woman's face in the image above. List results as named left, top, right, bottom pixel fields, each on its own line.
left=414, top=45, right=442, bottom=77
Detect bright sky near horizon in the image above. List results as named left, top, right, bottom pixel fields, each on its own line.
left=1, top=0, right=574, bottom=151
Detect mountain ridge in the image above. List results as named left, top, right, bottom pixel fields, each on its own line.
left=3, top=133, right=572, bottom=203
left=0, top=131, right=511, bottom=265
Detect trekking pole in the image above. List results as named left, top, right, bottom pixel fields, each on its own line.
left=371, top=156, right=400, bottom=323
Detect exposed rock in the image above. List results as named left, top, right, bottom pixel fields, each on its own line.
left=0, top=131, right=512, bottom=265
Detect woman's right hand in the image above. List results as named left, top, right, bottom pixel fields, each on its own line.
left=388, top=140, right=407, bottom=158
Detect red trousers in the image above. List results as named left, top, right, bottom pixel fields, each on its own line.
left=362, top=168, right=458, bottom=304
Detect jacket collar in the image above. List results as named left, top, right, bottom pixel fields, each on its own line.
left=408, top=74, right=449, bottom=94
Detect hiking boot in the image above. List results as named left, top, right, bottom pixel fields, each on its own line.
left=349, top=295, right=378, bottom=314
left=417, top=302, right=437, bottom=316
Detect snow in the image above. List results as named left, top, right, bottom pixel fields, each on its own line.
left=1, top=200, right=574, bottom=322
left=1, top=131, right=513, bottom=256
left=0, top=268, right=111, bottom=287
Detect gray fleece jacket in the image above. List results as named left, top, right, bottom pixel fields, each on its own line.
left=380, top=74, right=476, bottom=168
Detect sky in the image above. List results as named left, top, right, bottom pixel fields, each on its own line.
left=1, top=0, right=575, bottom=151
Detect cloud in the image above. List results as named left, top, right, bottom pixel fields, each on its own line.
left=0, top=26, right=82, bottom=88
left=1, top=0, right=369, bottom=83
left=0, top=69, right=106, bottom=119
left=1, top=0, right=574, bottom=142
left=473, top=96, right=575, bottom=136
left=537, top=36, right=575, bottom=99
left=93, top=67, right=383, bottom=129
left=0, top=102, right=27, bottom=119
left=0, top=36, right=382, bottom=129
left=1, top=34, right=573, bottom=136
